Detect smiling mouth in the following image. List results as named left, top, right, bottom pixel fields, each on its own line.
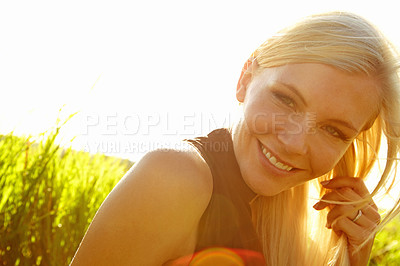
left=260, top=144, right=293, bottom=171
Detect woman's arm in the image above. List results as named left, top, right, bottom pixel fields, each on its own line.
left=70, top=147, right=213, bottom=265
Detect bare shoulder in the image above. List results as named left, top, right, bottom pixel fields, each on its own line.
left=70, top=144, right=213, bottom=266
left=133, top=143, right=213, bottom=194
left=129, top=143, right=213, bottom=205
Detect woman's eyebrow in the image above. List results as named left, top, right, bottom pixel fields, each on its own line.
left=275, top=81, right=308, bottom=107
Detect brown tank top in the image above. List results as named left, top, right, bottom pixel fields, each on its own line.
left=185, top=129, right=264, bottom=260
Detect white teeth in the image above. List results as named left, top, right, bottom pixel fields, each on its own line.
left=261, top=144, right=293, bottom=171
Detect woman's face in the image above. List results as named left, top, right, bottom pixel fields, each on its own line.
left=233, top=63, right=380, bottom=196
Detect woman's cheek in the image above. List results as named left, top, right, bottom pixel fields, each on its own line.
left=312, top=144, right=347, bottom=177
left=244, top=104, right=283, bottom=135
left=244, top=111, right=271, bottom=134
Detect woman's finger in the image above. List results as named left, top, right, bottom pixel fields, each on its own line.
left=327, top=204, right=380, bottom=229
left=321, top=176, right=370, bottom=197
left=314, top=176, right=381, bottom=252
left=331, top=216, right=377, bottom=248
left=313, top=186, right=360, bottom=210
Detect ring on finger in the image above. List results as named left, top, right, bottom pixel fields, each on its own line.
left=352, top=209, right=362, bottom=222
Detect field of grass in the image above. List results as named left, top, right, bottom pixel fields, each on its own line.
left=369, top=215, right=400, bottom=265
left=0, top=121, right=399, bottom=265
left=0, top=122, right=132, bottom=265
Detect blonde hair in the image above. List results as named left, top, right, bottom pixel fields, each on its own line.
left=248, top=11, right=400, bottom=265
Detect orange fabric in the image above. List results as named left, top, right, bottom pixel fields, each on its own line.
left=166, top=247, right=265, bottom=266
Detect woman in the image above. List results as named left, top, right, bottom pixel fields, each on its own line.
left=71, top=11, right=400, bottom=265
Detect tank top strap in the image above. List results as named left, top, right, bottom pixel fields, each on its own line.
left=185, top=128, right=262, bottom=253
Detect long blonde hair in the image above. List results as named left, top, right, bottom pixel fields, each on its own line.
left=247, top=11, right=400, bottom=265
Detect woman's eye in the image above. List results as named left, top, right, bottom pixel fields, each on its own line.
left=274, top=93, right=295, bottom=108
left=324, top=126, right=340, bottom=137
left=322, top=125, right=350, bottom=141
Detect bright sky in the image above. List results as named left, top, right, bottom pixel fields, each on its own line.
left=1, top=0, right=399, bottom=162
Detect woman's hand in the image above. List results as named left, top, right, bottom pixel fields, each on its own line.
left=313, top=177, right=381, bottom=266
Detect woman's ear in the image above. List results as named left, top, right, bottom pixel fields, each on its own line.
left=236, top=57, right=258, bottom=103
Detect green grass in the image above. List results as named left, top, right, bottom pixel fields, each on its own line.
left=0, top=120, right=399, bottom=265
left=0, top=122, right=132, bottom=265
left=370, top=215, right=400, bottom=265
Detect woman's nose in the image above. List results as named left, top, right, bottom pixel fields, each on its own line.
left=276, top=130, right=309, bottom=155
left=275, top=115, right=311, bottom=155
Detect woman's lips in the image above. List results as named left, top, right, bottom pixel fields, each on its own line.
left=258, top=141, right=298, bottom=174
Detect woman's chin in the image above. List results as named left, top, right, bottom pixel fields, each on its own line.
left=243, top=174, right=284, bottom=197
